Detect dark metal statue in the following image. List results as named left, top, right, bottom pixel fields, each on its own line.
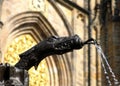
left=15, top=34, right=95, bottom=70
left=0, top=34, right=96, bottom=86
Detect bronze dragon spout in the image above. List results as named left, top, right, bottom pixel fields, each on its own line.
left=15, top=34, right=96, bottom=70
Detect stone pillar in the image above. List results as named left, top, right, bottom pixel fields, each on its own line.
left=0, top=0, right=4, bottom=20
left=112, top=22, right=120, bottom=83
left=0, top=0, right=3, bottom=60
left=100, top=0, right=120, bottom=85
left=112, top=0, right=120, bottom=84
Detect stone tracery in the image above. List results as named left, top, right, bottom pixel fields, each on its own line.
left=4, top=34, right=50, bottom=86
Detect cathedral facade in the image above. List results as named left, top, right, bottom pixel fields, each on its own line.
left=0, top=0, right=120, bottom=86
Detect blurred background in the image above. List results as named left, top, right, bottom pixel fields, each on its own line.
left=0, top=0, right=120, bottom=86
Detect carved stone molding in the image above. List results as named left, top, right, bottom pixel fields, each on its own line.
left=0, top=11, right=73, bottom=86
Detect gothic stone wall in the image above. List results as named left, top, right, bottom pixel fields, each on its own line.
left=101, top=21, right=120, bottom=86
left=0, top=0, right=101, bottom=86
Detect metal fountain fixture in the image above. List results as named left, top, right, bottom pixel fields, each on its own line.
left=15, top=34, right=97, bottom=70
left=0, top=34, right=97, bottom=86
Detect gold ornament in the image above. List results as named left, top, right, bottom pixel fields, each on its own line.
left=4, top=34, right=50, bottom=86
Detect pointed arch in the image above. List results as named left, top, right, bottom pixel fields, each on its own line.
left=0, top=11, right=73, bottom=86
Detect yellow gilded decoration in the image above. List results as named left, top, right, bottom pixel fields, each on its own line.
left=4, top=34, right=50, bottom=86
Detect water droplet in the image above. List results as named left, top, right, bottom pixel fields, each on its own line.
left=104, top=72, right=108, bottom=74
left=114, top=81, right=119, bottom=85
left=114, top=79, right=118, bottom=82
left=106, top=76, right=109, bottom=79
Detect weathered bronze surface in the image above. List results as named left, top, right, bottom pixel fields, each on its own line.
left=0, top=34, right=95, bottom=86
left=0, top=63, right=29, bottom=86
left=15, top=35, right=84, bottom=70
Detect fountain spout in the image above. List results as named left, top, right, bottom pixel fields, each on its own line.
left=15, top=34, right=97, bottom=70
left=83, top=38, right=99, bottom=45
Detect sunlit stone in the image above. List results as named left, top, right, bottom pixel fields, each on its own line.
left=4, top=34, right=50, bottom=86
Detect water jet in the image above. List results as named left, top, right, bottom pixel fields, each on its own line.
left=0, top=34, right=119, bottom=86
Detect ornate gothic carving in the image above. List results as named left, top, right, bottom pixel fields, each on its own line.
left=4, top=34, right=49, bottom=86
left=0, top=12, right=73, bottom=86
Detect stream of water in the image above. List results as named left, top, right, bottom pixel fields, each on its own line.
left=95, top=44, right=120, bottom=86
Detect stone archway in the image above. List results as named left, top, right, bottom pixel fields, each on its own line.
left=0, top=11, right=73, bottom=86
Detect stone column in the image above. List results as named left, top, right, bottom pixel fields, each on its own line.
left=0, top=0, right=3, bottom=60
left=112, top=0, right=120, bottom=84
left=112, top=22, right=120, bottom=82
